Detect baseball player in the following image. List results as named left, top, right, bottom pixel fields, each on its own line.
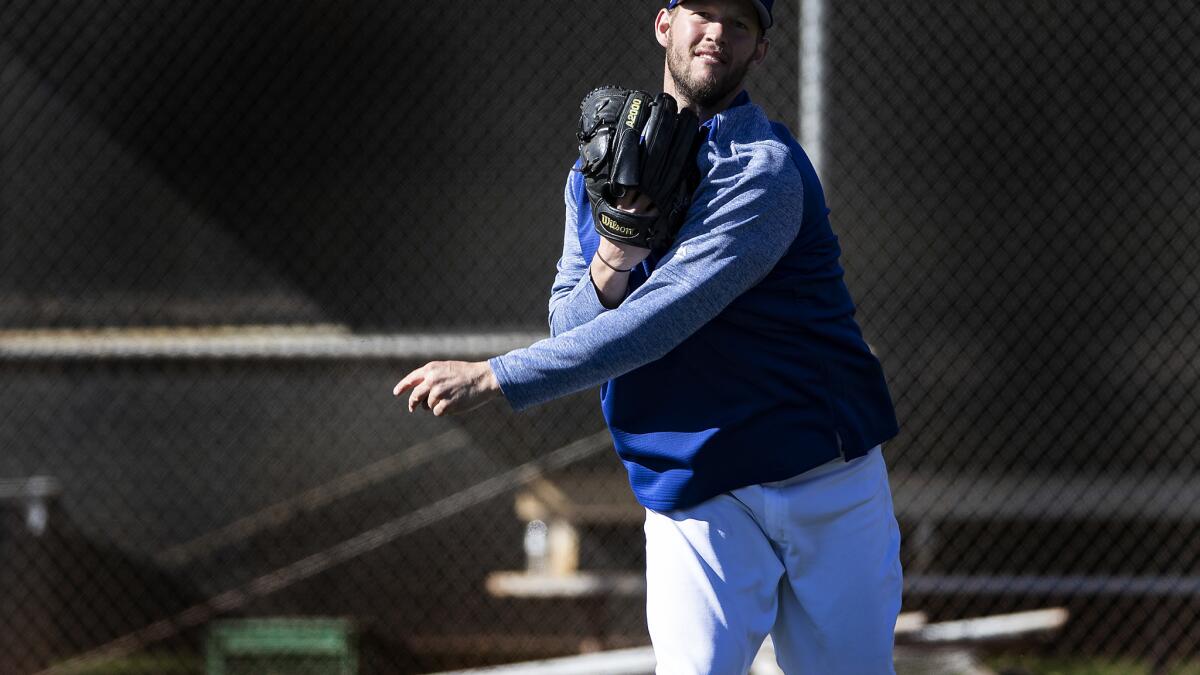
left=395, top=1, right=903, bottom=672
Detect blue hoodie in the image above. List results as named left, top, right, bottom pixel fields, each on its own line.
left=490, top=93, right=898, bottom=510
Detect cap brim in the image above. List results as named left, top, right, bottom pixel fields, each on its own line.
left=752, top=1, right=773, bottom=30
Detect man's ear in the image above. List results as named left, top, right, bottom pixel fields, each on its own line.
left=654, top=8, right=672, bottom=48
left=751, top=36, right=770, bottom=67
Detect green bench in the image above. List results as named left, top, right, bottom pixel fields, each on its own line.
left=206, top=618, right=356, bottom=675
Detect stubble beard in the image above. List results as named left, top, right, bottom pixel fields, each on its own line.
left=665, top=37, right=753, bottom=109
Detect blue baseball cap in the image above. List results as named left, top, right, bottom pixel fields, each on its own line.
left=666, top=0, right=774, bottom=31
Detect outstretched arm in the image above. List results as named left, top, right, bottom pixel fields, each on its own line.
left=393, top=140, right=803, bottom=416
left=393, top=182, right=650, bottom=417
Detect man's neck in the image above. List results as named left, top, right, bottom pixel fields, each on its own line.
left=663, top=80, right=746, bottom=124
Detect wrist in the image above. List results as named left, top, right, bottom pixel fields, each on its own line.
left=480, top=362, right=501, bottom=395
left=589, top=264, right=629, bottom=309
left=595, top=248, right=635, bottom=273
left=596, top=238, right=649, bottom=270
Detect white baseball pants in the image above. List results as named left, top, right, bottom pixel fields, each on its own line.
left=644, top=446, right=902, bottom=674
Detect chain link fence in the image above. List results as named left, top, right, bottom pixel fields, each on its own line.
left=2, top=0, right=1197, bottom=673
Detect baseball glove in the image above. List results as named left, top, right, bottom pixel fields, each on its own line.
left=576, top=86, right=702, bottom=251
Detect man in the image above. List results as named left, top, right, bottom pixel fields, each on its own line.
left=395, top=1, right=903, bottom=672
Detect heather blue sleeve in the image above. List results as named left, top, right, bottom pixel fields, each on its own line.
left=489, top=135, right=804, bottom=411
left=547, top=170, right=610, bottom=337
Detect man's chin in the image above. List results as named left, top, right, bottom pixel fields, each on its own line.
left=686, top=79, right=733, bottom=105
left=685, top=69, right=723, bottom=93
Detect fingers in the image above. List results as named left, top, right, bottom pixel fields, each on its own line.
left=614, top=190, right=657, bottom=215
left=395, top=364, right=435, bottom=412
left=393, top=361, right=494, bottom=417
left=394, top=362, right=454, bottom=414
left=414, top=382, right=455, bottom=415
left=393, top=366, right=426, bottom=397
left=408, top=381, right=433, bottom=412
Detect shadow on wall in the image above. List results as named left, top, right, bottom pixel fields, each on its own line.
left=0, top=479, right=204, bottom=674
left=1, top=0, right=802, bottom=329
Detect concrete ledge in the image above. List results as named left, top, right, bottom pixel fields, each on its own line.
left=485, top=571, right=646, bottom=598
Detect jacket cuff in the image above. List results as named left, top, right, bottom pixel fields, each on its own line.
left=488, top=354, right=531, bottom=412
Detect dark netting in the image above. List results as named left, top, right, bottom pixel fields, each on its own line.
left=1, top=0, right=1197, bottom=673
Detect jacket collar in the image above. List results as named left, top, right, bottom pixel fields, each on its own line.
left=701, top=90, right=754, bottom=139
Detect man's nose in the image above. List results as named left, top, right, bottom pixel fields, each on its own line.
left=703, top=21, right=727, bottom=45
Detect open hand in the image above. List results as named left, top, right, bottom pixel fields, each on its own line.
left=393, top=361, right=501, bottom=416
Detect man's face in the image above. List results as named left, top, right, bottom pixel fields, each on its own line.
left=659, top=0, right=767, bottom=108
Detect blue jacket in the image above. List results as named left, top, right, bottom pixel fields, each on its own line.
left=490, top=92, right=898, bottom=510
